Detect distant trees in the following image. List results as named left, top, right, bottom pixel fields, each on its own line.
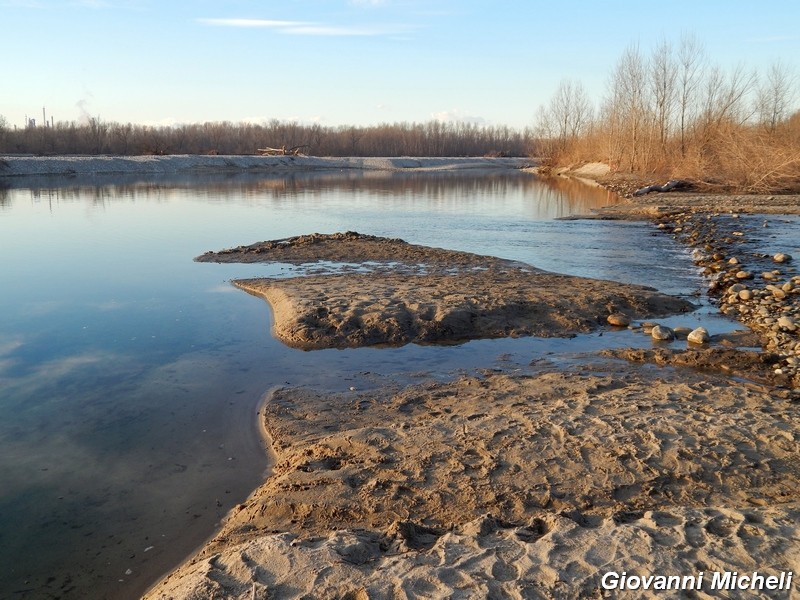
left=0, top=118, right=535, bottom=158
left=535, top=35, right=800, bottom=192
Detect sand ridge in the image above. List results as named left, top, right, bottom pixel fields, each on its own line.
left=197, top=232, right=695, bottom=349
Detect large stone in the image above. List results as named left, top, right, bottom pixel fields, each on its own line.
left=766, top=285, right=787, bottom=300
left=651, top=325, right=675, bottom=341
left=773, top=253, right=792, bottom=263
left=607, top=313, right=631, bottom=327
left=777, top=317, right=797, bottom=332
left=687, top=327, right=710, bottom=345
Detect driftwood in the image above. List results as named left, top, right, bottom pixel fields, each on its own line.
left=257, top=145, right=309, bottom=157
left=633, top=179, right=691, bottom=196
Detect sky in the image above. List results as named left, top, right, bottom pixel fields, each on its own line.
left=2, top=0, right=799, bottom=130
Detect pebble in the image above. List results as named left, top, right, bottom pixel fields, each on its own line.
left=652, top=211, right=799, bottom=387
left=651, top=325, right=675, bottom=341
left=766, top=285, right=786, bottom=300
left=687, top=327, right=710, bottom=345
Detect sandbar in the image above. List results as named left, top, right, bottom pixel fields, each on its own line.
left=197, top=232, right=694, bottom=349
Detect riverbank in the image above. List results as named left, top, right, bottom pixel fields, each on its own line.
left=146, top=220, right=798, bottom=597
left=0, top=155, right=533, bottom=178
left=145, top=362, right=799, bottom=599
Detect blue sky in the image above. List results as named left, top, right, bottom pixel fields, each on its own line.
left=2, top=0, right=798, bottom=129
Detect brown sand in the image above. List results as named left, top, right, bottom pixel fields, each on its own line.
left=198, top=232, right=694, bottom=349
left=145, top=361, right=799, bottom=599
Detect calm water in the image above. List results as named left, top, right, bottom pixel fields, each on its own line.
left=0, top=170, right=728, bottom=599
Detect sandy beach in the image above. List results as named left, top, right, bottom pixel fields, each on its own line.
left=146, top=182, right=798, bottom=600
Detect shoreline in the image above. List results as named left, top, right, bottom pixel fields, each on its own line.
left=0, top=155, right=534, bottom=178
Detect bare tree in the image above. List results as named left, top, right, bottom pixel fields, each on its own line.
left=607, top=43, right=649, bottom=170
left=650, top=38, right=678, bottom=155
left=677, top=33, right=705, bottom=157
left=756, top=60, right=797, bottom=134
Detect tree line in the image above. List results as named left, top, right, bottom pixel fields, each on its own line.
left=0, top=117, right=534, bottom=158
left=535, top=34, right=800, bottom=192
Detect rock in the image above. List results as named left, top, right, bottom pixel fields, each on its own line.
left=728, top=257, right=739, bottom=265
left=672, top=326, right=692, bottom=339
left=687, top=327, right=710, bottom=345
left=773, top=253, right=792, bottom=263
left=651, top=325, right=675, bottom=341
left=728, top=283, right=747, bottom=293
left=735, top=271, right=753, bottom=280
left=607, top=313, right=631, bottom=327
left=777, top=317, right=797, bottom=332
left=766, top=285, right=787, bottom=300
left=738, top=289, right=753, bottom=301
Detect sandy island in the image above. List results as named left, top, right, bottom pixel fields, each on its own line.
left=196, top=232, right=694, bottom=349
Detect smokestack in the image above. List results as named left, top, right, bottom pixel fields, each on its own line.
left=43, top=106, right=47, bottom=128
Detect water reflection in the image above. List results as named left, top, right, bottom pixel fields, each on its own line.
left=2, top=169, right=617, bottom=217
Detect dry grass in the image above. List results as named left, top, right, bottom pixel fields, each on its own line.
left=547, top=119, right=800, bottom=194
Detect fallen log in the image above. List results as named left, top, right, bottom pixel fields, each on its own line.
left=257, top=145, right=310, bottom=156
left=633, top=179, right=691, bottom=196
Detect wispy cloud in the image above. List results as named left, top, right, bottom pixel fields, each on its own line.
left=349, top=0, right=389, bottom=6
left=197, top=18, right=312, bottom=29
left=198, top=17, right=414, bottom=37
left=432, top=109, right=488, bottom=126
left=72, top=0, right=111, bottom=7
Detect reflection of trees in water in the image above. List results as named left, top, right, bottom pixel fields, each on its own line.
left=4, top=172, right=620, bottom=218
left=529, top=176, right=619, bottom=218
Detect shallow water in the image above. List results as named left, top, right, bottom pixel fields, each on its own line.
left=0, top=170, right=737, bottom=599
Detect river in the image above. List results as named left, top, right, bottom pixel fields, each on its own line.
left=0, top=169, right=732, bottom=599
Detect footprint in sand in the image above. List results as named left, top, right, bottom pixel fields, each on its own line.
left=491, top=560, right=520, bottom=582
